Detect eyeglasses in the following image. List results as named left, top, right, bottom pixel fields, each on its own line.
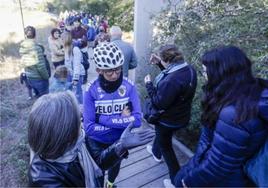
left=103, top=67, right=122, bottom=76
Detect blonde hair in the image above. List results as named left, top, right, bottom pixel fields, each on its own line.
left=62, top=32, right=73, bottom=57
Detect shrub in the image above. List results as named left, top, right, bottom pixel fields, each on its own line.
left=148, top=0, right=268, bottom=139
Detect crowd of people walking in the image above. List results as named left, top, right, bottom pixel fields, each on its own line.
left=19, top=10, right=268, bottom=188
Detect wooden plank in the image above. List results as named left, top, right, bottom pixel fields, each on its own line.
left=116, top=156, right=164, bottom=183
left=104, top=146, right=151, bottom=175
left=128, top=145, right=146, bottom=154
left=116, top=163, right=168, bottom=187
left=105, top=146, right=153, bottom=176
left=121, top=146, right=151, bottom=168
left=140, top=173, right=169, bottom=188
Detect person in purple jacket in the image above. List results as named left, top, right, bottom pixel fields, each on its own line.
left=71, top=16, right=87, bottom=48
left=83, top=42, right=142, bottom=188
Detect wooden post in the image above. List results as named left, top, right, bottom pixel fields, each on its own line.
left=18, top=0, right=26, bottom=39
left=133, top=0, right=166, bottom=82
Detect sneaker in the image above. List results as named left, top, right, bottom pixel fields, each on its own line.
left=163, top=179, right=175, bottom=188
left=146, top=145, right=162, bottom=162
left=105, top=181, right=117, bottom=188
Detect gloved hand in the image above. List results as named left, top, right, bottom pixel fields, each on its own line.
left=119, top=123, right=155, bottom=150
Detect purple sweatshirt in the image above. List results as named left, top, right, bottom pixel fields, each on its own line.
left=83, top=77, right=142, bottom=144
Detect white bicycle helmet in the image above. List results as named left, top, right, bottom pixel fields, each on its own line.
left=93, top=43, right=124, bottom=69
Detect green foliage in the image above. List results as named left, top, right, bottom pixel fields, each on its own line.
left=106, top=0, right=134, bottom=31
left=48, top=0, right=134, bottom=31
left=151, top=0, right=268, bottom=132
left=49, top=0, right=80, bottom=12
left=80, top=0, right=110, bottom=16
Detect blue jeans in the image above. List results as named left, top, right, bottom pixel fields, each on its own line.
left=28, top=79, right=49, bottom=97
left=152, top=124, right=181, bottom=183
left=68, top=75, right=83, bottom=104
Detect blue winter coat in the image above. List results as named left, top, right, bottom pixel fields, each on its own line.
left=87, top=27, right=96, bottom=42
left=174, top=89, right=268, bottom=187
left=49, top=78, right=72, bottom=93
left=145, top=64, right=197, bottom=127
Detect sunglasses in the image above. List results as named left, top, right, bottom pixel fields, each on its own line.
left=103, top=67, right=122, bottom=76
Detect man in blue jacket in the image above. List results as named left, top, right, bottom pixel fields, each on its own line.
left=83, top=42, right=142, bottom=188
left=86, top=20, right=96, bottom=47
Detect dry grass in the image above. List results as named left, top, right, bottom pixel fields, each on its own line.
left=0, top=76, right=33, bottom=186
left=0, top=3, right=135, bottom=186
left=0, top=5, right=56, bottom=186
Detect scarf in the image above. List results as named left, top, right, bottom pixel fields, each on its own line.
left=47, top=129, right=103, bottom=187
left=154, top=61, right=188, bottom=87
left=99, top=72, right=123, bottom=93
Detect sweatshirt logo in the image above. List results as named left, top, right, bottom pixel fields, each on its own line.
left=95, top=97, right=129, bottom=115
left=118, top=85, right=126, bottom=97
left=97, top=87, right=102, bottom=93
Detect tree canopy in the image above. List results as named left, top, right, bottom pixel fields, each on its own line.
left=150, top=0, right=268, bottom=132
left=47, top=0, right=134, bottom=31
left=151, top=0, right=268, bottom=78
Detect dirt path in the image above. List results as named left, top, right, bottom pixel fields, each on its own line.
left=0, top=7, right=56, bottom=186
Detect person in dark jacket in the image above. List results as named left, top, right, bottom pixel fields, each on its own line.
left=28, top=91, right=154, bottom=187
left=86, top=21, right=96, bottom=47
left=71, top=16, right=87, bottom=48
left=174, top=46, right=268, bottom=187
left=144, top=44, right=197, bottom=187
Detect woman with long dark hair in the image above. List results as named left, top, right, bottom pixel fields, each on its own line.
left=174, top=46, right=268, bottom=187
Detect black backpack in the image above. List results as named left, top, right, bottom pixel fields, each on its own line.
left=44, top=55, right=51, bottom=77
left=81, top=51, right=90, bottom=70
left=143, top=96, right=164, bottom=124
